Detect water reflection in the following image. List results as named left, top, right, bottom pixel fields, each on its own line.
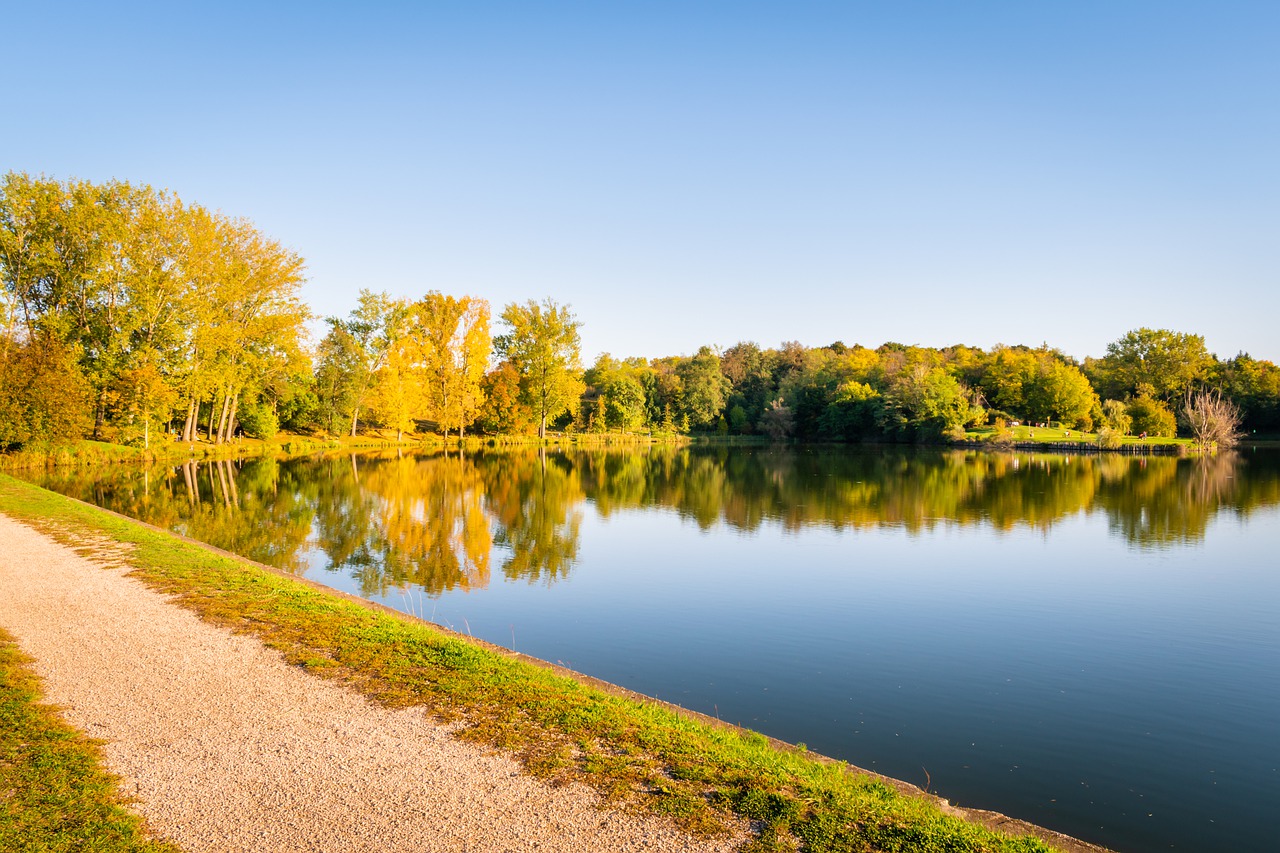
left=28, top=446, right=1280, bottom=591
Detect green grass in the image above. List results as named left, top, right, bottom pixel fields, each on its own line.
left=0, top=629, right=180, bottom=853
left=966, top=424, right=1189, bottom=447
left=0, top=474, right=1073, bottom=853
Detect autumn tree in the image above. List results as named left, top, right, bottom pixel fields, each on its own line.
left=497, top=299, right=584, bottom=439
left=477, top=360, right=535, bottom=435
left=198, top=216, right=309, bottom=443
left=314, top=324, right=364, bottom=435
left=0, top=332, right=88, bottom=446
left=416, top=292, right=491, bottom=439
left=328, top=291, right=408, bottom=437
left=114, top=355, right=178, bottom=449
left=368, top=329, right=422, bottom=442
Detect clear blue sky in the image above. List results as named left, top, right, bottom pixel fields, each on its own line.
left=6, top=1, right=1277, bottom=363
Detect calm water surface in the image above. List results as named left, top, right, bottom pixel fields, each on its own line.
left=27, top=446, right=1280, bottom=853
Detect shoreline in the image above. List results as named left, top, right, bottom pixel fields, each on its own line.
left=0, top=475, right=1113, bottom=853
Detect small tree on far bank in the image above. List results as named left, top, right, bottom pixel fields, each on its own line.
left=759, top=398, right=794, bottom=441
left=1184, top=388, right=1243, bottom=450
left=1126, top=387, right=1177, bottom=438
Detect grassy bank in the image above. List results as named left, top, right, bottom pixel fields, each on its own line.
left=0, top=628, right=179, bottom=853
left=0, top=475, right=1087, bottom=853
left=965, top=424, right=1192, bottom=449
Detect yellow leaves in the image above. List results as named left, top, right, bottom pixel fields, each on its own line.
left=411, top=292, right=492, bottom=436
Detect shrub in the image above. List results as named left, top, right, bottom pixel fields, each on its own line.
left=1126, top=395, right=1177, bottom=438
left=237, top=401, right=279, bottom=440
left=1095, top=427, right=1123, bottom=449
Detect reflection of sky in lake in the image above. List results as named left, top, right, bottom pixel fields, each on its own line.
left=22, top=447, right=1280, bottom=853
left=356, top=499, right=1280, bottom=853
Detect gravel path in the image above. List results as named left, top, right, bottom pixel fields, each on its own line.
left=0, top=513, right=740, bottom=853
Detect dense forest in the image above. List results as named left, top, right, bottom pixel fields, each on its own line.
left=3, top=174, right=1278, bottom=450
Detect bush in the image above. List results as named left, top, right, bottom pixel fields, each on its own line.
left=1127, top=395, right=1177, bottom=438
left=237, top=401, right=279, bottom=440
left=1095, top=427, right=1123, bottom=449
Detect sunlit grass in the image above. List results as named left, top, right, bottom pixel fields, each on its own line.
left=967, top=424, right=1189, bottom=446
left=0, top=629, right=179, bottom=853
left=0, top=473, right=1072, bottom=852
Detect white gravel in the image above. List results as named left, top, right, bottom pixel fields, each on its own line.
left=0, top=513, right=741, bottom=853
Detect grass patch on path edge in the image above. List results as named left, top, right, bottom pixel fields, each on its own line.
left=0, top=473, right=1081, bottom=853
left=0, top=629, right=180, bottom=853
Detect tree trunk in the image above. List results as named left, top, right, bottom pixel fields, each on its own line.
left=350, top=406, right=359, bottom=437
left=182, top=397, right=197, bottom=443
left=215, top=393, right=232, bottom=445
left=222, top=395, right=240, bottom=444
left=93, top=387, right=107, bottom=440
left=207, top=398, right=218, bottom=442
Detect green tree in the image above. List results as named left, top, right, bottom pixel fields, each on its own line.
left=0, top=172, right=64, bottom=338
left=1217, top=353, right=1280, bottom=433
left=675, top=346, right=730, bottom=431
left=1126, top=390, right=1177, bottom=438
left=584, top=354, right=650, bottom=432
left=1101, top=399, right=1133, bottom=434
left=497, top=299, right=584, bottom=439
left=881, top=364, right=971, bottom=440
left=981, top=346, right=1038, bottom=415
left=1023, top=361, right=1098, bottom=428
left=818, top=381, right=882, bottom=441
left=1092, top=328, right=1214, bottom=404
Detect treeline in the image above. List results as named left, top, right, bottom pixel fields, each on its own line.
left=3, top=173, right=1279, bottom=449
left=0, top=173, right=308, bottom=449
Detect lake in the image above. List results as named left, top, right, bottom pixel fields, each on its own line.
left=24, top=444, right=1280, bottom=852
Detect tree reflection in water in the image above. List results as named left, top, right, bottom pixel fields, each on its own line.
left=27, top=446, right=1280, bottom=593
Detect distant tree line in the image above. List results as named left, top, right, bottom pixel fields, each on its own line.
left=4, top=173, right=1278, bottom=449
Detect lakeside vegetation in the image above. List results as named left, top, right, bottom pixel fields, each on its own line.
left=0, top=473, right=1078, bottom=852
left=3, top=173, right=1278, bottom=461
